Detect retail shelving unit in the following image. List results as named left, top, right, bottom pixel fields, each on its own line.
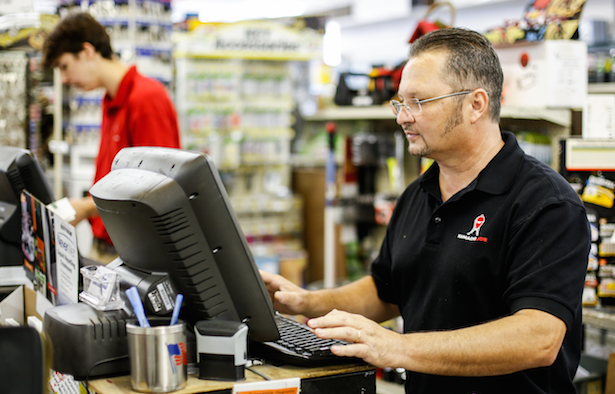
left=304, top=104, right=572, bottom=172
left=0, top=51, right=31, bottom=150
left=0, top=14, right=59, bottom=164
left=173, top=21, right=322, bottom=278
left=589, top=83, right=615, bottom=94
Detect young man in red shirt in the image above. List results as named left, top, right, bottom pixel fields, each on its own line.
left=43, top=12, right=181, bottom=263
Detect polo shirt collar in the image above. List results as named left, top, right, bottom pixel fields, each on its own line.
left=420, top=131, right=523, bottom=197
left=104, top=65, right=137, bottom=110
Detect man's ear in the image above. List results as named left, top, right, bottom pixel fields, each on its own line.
left=469, top=89, right=489, bottom=124
left=81, top=42, right=97, bottom=59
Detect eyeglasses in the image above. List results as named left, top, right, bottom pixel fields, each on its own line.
left=389, top=91, right=473, bottom=117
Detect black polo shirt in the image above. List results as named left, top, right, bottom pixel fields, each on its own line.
left=371, top=131, right=590, bottom=394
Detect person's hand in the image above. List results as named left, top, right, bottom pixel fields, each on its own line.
left=307, top=309, right=403, bottom=368
left=260, top=270, right=311, bottom=316
left=69, top=196, right=97, bottom=227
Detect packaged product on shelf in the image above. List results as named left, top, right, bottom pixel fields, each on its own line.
left=583, top=272, right=598, bottom=307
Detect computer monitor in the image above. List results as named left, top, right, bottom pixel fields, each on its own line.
left=89, top=147, right=280, bottom=343
left=0, top=146, right=54, bottom=267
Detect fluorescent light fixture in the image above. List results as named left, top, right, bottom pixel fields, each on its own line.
left=323, top=20, right=341, bottom=67
left=198, top=0, right=306, bottom=23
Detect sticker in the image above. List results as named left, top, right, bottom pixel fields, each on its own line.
left=157, top=281, right=174, bottom=311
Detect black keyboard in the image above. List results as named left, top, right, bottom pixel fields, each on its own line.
left=253, top=312, right=363, bottom=367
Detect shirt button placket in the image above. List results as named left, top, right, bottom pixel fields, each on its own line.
left=426, top=215, right=443, bottom=245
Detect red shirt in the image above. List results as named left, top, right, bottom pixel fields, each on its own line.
left=90, top=66, right=181, bottom=244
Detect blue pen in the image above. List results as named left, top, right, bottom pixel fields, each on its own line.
left=170, top=294, right=183, bottom=326
left=126, top=286, right=150, bottom=328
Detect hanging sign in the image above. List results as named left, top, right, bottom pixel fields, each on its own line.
left=174, top=21, right=322, bottom=60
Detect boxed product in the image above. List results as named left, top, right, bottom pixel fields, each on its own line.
left=496, top=40, right=587, bottom=109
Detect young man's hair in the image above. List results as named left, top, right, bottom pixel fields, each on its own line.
left=42, top=12, right=113, bottom=69
left=409, top=28, right=503, bottom=123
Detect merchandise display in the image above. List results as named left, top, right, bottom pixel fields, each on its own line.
left=484, top=0, right=588, bottom=44
left=588, top=48, right=615, bottom=84
left=577, top=173, right=615, bottom=307
left=178, top=58, right=294, bottom=169
left=0, top=52, right=29, bottom=149
left=173, top=21, right=322, bottom=276
left=0, top=44, right=53, bottom=164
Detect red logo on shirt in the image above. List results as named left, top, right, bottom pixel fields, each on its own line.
left=457, top=214, right=488, bottom=243
left=467, top=214, right=485, bottom=236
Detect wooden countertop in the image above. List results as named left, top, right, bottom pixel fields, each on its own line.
left=88, top=363, right=374, bottom=393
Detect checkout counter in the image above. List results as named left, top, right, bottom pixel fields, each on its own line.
left=88, top=363, right=376, bottom=394
left=41, top=300, right=376, bottom=394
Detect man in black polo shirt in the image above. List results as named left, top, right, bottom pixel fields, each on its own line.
left=261, top=27, right=589, bottom=393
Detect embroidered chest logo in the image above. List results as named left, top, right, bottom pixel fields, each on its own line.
left=457, top=214, right=488, bottom=243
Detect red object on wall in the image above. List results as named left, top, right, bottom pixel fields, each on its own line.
left=409, top=20, right=441, bottom=43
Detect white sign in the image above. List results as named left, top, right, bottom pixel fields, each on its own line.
left=565, top=138, right=615, bottom=171
left=233, top=377, right=300, bottom=394
left=53, top=216, right=79, bottom=305
left=175, top=21, right=322, bottom=60
left=583, top=94, right=615, bottom=139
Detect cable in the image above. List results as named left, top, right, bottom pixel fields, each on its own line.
left=84, top=354, right=129, bottom=391
left=246, top=366, right=271, bottom=381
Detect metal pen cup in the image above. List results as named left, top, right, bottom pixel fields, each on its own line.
left=126, top=319, right=188, bottom=393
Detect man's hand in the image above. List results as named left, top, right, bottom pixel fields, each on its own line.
left=260, top=270, right=312, bottom=316
left=309, top=308, right=567, bottom=377
left=307, top=309, right=403, bottom=368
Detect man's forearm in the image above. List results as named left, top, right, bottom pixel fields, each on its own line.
left=394, top=309, right=566, bottom=376
left=307, top=276, right=399, bottom=322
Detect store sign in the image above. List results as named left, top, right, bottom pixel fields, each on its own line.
left=174, top=21, right=322, bottom=60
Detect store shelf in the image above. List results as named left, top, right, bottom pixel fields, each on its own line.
left=499, top=106, right=571, bottom=128
left=583, top=307, right=615, bottom=331
left=304, top=105, right=393, bottom=121
left=589, top=83, right=615, bottom=94
left=588, top=43, right=615, bottom=54
left=305, top=105, right=571, bottom=127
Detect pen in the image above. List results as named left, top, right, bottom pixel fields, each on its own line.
left=126, top=286, right=150, bottom=328
left=170, top=294, right=183, bottom=326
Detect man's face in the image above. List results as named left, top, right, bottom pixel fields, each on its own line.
left=55, top=51, right=98, bottom=91
left=396, top=51, right=467, bottom=159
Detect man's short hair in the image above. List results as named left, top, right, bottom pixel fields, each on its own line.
left=409, top=28, right=503, bottom=123
left=42, top=12, right=113, bottom=69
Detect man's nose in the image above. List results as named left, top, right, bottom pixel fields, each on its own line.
left=396, top=108, right=415, bottom=125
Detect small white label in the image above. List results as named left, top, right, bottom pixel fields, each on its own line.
left=233, top=377, right=300, bottom=394
left=157, top=282, right=173, bottom=310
